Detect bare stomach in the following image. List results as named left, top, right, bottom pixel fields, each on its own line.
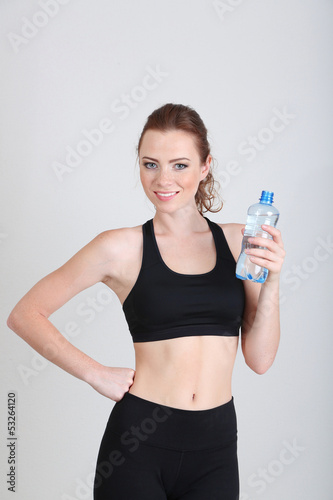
left=128, top=335, right=239, bottom=410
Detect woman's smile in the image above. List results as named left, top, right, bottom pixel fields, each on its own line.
left=154, top=191, right=180, bottom=201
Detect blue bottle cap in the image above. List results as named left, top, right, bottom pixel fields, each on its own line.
left=259, top=190, right=274, bottom=204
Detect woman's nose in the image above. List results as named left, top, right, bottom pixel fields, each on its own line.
left=156, top=167, right=173, bottom=185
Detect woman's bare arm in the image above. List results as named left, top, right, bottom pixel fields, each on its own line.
left=6, top=229, right=135, bottom=401
left=220, top=223, right=285, bottom=374
left=239, top=224, right=285, bottom=374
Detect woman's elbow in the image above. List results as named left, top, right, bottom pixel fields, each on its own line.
left=7, top=305, right=27, bottom=331
left=7, top=311, right=20, bottom=331
left=245, top=357, right=274, bottom=375
left=252, top=364, right=270, bottom=375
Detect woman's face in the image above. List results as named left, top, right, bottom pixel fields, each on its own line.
left=139, top=129, right=211, bottom=214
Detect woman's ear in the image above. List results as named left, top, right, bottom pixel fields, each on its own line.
left=200, top=154, right=212, bottom=180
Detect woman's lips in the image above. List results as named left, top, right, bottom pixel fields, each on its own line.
left=154, top=191, right=179, bottom=201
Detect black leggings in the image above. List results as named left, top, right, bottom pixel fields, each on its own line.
left=94, top=392, right=239, bottom=499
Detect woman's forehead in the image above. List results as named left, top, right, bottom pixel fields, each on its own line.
left=140, top=129, right=198, bottom=156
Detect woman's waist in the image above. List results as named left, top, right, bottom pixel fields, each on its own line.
left=108, top=391, right=238, bottom=451
left=128, top=367, right=233, bottom=410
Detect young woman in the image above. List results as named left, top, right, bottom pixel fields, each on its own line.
left=7, top=103, right=285, bottom=499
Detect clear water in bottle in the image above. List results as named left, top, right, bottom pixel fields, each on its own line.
left=236, top=191, right=279, bottom=283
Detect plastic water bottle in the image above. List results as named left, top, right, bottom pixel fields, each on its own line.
left=236, top=190, right=279, bottom=283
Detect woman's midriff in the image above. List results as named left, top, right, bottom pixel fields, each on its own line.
left=128, top=335, right=239, bottom=410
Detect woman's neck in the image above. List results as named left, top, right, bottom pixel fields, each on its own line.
left=153, top=208, right=206, bottom=237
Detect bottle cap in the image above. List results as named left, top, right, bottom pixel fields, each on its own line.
left=259, top=190, right=274, bottom=204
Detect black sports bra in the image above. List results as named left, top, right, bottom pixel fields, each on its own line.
left=122, top=217, right=245, bottom=342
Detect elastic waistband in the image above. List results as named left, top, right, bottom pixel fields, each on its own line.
left=106, top=392, right=238, bottom=451
left=131, top=324, right=240, bottom=342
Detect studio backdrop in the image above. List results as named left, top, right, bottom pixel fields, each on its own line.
left=1, top=1, right=332, bottom=499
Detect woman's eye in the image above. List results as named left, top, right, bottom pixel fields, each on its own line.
left=143, top=162, right=187, bottom=170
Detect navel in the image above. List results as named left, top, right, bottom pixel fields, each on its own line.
left=192, top=393, right=195, bottom=400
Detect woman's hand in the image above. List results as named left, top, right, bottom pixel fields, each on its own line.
left=242, top=225, right=286, bottom=283
left=87, top=365, right=136, bottom=402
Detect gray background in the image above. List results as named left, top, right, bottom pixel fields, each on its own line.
left=1, top=1, right=332, bottom=499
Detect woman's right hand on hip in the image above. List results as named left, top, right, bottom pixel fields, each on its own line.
left=87, top=365, right=136, bottom=401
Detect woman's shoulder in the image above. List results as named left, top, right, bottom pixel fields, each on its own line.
left=101, top=222, right=143, bottom=239
left=215, top=222, right=245, bottom=262
left=218, top=222, right=245, bottom=234
left=88, top=223, right=144, bottom=283
left=96, top=223, right=144, bottom=255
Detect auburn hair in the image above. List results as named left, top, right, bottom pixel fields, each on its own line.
left=137, top=103, right=223, bottom=214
